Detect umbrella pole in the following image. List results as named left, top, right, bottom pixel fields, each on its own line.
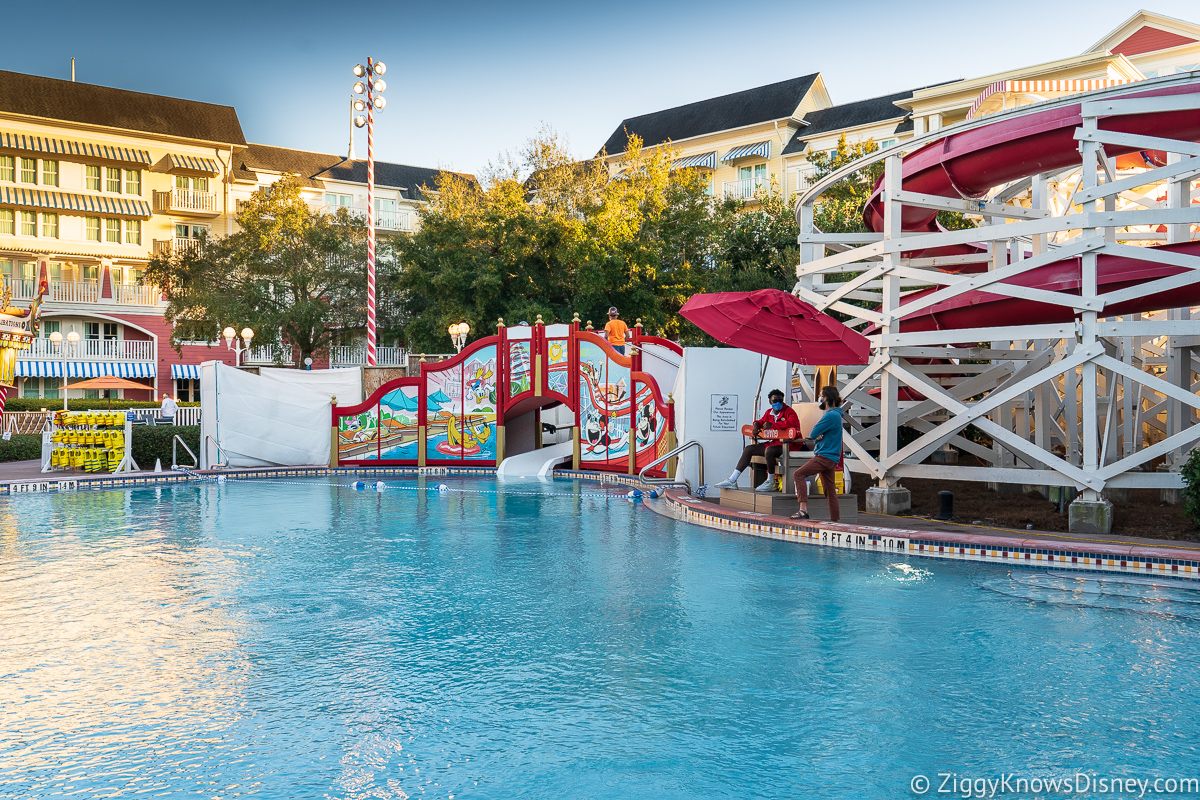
left=754, top=356, right=770, bottom=421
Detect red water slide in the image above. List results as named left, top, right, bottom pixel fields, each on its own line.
left=859, top=80, right=1200, bottom=333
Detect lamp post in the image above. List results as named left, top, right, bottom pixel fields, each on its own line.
left=352, top=58, right=386, bottom=367
left=48, top=329, right=80, bottom=410
left=223, top=326, right=254, bottom=367
left=448, top=322, right=470, bottom=353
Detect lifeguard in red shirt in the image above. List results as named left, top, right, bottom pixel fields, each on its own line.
left=713, top=389, right=802, bottom=492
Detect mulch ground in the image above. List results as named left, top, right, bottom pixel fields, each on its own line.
left=870, top=477, right=1199, bottom=541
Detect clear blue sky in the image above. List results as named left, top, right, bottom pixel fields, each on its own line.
left=2, top=1, right=1195, bottom=175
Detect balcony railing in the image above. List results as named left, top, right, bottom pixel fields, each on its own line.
left=323, top=204, right=413, bottom=231
left=243, top=345, right=295, bottom=365
left=722, top=177, right=768, bottom=201
left=153, top=237, right=206, bottom=257
left=4, top=278, right=99, bottom=303
left=154, top=188, right=219, bottom=215
left=18, top=337, right=156, bottom=361
left=115, top=283, right=162, bottom=306
left=329, top=345, right=408, bottom=368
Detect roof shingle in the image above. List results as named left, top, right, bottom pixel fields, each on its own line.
left=599, top=74, right=820, bottom=156
left=0, top=70, right=246, bottom=145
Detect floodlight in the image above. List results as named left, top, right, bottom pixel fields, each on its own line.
left=373, top=79, right=386, bottom=92
left=354, top=81, right=365, bottom=94
left=459, top=322, right=469, bottom=335
left=353, top=99, right=366, bottom=112
left=373, top=96, right=386, bottom=109
left=353, top=64, right=365, bottom=77
left=354, top=115, right=366, bottom=128
left=373, top=62, right=386, bottom=75
left=223, top=326, right=235, bottom=343
left=241, top=327, right=254, bottom=342
left=67, top=330, right=80, bottom=343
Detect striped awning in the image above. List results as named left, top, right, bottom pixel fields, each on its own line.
left=671, top=151, right=717, bottom=171
left=171, top=364, right=200, bottom=380
left=0, top=132, right=151, bottom=165
left=17, top=361, right=156, bottom=378
left=0, top=186, right=151, bottom=219
left=166, top=154, right=220, bottom=174
left=966, top=78, right=1141, bottom=120
left=722, top=141, right=771, bottom=162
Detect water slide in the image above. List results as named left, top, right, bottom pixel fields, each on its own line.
left=858, top=79, right=1200, bottom=333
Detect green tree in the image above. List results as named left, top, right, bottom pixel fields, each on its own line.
left=145, top=174, right=368, bottom=365
left=389, top=130, right=714, bottom=351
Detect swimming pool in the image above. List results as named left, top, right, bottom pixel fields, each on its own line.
left=2, top=475, right=1198, bottom=798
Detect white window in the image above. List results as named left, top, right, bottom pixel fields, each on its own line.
left=42, top=160, right=58, bottom=187
left=739, top=164, right=768, bottom=184
left=105, top=218, right=121, bottom=243
left=325, top=193, right=353, bottom=209
left=106, top=167, right=121, bottom=193
left=375, top=198, right=398, bottom=228
left=85, top=165, right=101, bottom=191
left=0, top=209, right=12, bottom=235
left=20, top=158, right=37, bottom=184
left=0, top=155, right=13, bottom=182
left=41, top=213, right=58, bottom=239
left=878, top=138, right=897, bottom=149
left=176, top=223, right=208, bottom=240
left=85, top=217, right=100, bottom=241
left=125, top=170, right=141, bottom=195
left=125, top=219, right=141, bottom=245
left=20, top=211, right=36, bottom=236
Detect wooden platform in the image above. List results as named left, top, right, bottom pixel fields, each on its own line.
left=718, top=488, right=858, bottom=522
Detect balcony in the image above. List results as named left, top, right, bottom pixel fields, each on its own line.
left=154, top=188, right=219, bottom=216
left=18, top=337, right=155, bottom=361
left=5, top=278, right=98, bottom=304
left=722, top=177, right=768, bottom=201
left=115, top=283, right=162, bottom=306
left=325, top=204, right=414, bottom=231
left=330, top=345, right=408, bottom=368
left=153, top=237, right=206, bottom=257
left=243, top=344, right=295, bottom=365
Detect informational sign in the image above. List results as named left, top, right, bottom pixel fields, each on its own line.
left=710, top=394, right=738, bottom=431
left=1, top=431, right=10, bottom=441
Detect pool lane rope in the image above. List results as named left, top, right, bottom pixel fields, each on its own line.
left=218, top=475, right=658, bottom=500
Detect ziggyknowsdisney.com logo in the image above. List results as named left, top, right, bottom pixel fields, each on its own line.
left=910, top=773, right=1200, bottom=798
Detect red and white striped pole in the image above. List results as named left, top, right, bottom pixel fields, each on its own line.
left=365, top=57, right=377, bottom=367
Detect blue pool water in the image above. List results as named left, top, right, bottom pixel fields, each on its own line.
left=2, top=476, right=1198, bottom=798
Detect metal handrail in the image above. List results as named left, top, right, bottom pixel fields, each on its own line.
left=172, top=435, right=197, bottom=470
left=204, top=435, right=229, bottom=469
left=638, top=439, right=703, bottom=491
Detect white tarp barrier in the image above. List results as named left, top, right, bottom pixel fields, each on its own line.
left=671, top=348, right=786, bottom=491
left=200, top=361, right=332, bottom=469
left=258, top=366, right=363, bottom=406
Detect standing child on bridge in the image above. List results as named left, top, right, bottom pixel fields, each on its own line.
left=602, top=307, right=629, bottom=355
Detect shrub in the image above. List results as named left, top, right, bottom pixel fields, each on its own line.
left=1182, top=447, right=1200, bottom=526
left=3, top=398, right=199, bottom=412
left=130, top=425, right=201, bottom=470
left=0, top=433, right=42, bottom=462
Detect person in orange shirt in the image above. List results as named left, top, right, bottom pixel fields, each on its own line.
left=602, top=306, right=629, bottom=355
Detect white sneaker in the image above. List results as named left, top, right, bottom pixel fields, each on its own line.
left=755, top=478, right=777, bottom=492
left=712, top=478, right=738, bottom=489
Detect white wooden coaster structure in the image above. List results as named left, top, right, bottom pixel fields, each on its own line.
left=791, top=74, right=1200, bottom=533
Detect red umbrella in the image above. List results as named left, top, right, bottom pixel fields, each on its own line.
left=680, top=289, right=870, bottom=365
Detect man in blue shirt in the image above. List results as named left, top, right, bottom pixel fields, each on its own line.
left=791, top=385, right=845, bottom=521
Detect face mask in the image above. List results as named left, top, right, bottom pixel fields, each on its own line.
left=771, top=401, right=783, bottom=412
left=819, top=400, right=827, bottom=410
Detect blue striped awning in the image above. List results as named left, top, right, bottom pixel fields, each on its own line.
left=722, top=141, right=771, bottom=162
left=166, top=154, right=220, bottom=174
left=0, top=187, right=151, bottom=219
left=671, top=151, right=717, bottom=171
left=171, top=364, right=200, bottom=380
left=0, top=131, right=151, bottom=165
left=16, top=361, right=156, bottom=378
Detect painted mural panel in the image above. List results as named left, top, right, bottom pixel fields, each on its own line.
left=546, top=336, right=570, bottom=398
left=426, top=345, right=498, bottom=462
left=338, top=404, right=380, bottom=462
left=578, top=340, right=630, bottom=466
left=633, top=384, right=669, bottom=473
left=378, top=384, right=421, bottom=460
left=508, top=340, right=531, bottom=397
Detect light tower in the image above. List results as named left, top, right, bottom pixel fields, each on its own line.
left=352, top=58, right=386, bottom=366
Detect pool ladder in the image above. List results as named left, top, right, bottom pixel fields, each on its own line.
left=172, top=435, right=198, bottom=471
left=638, top=440, right=702, bottom=493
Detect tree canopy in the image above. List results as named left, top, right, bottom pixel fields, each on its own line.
left=145, top=174, right=370, bottom=365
